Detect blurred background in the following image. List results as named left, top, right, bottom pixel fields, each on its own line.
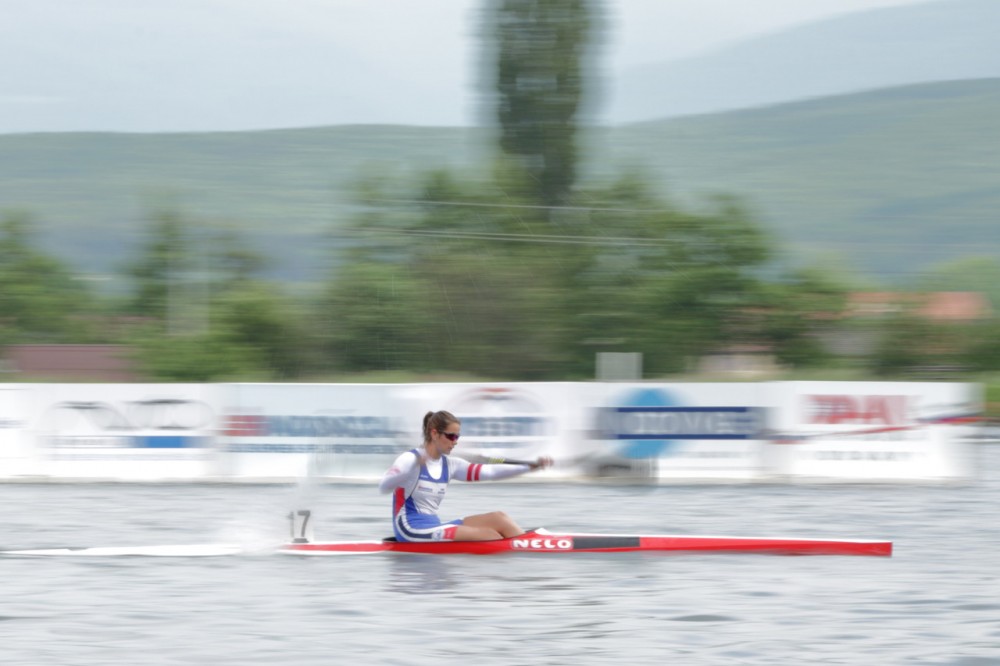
left=1, top=0, right=999, bottom=417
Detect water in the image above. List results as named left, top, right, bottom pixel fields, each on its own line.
left=2, top=447, right=1000, bottom=665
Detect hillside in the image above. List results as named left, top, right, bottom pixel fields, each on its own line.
left=600, top=78, right=1000, bottom=281
left=610, top=0, right=1000, bottom=123
left=0, top=126, right=493, bottom=284
left=1, top=78, right=998, bottom=286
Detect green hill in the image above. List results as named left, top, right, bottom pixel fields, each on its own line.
left=612, top=0, right=1000, bottom=122
left=1, top=78, right=998, bottom=286
left=601, top=78, right=1000, bottom=281
left=0, top=125, right=493, bottom=284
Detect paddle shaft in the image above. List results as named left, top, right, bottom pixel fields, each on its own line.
left=471, top=456, right=541, bottom=469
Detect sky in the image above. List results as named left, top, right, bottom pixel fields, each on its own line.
left=210, top=0, right=934, bottom=73
left=606, top=0, right=931, bottom=64
left=218, top=0, right=936, bottom=85
left=2, top=0, right=939, bottom=131
left=207, top=0, right=933, bottom=62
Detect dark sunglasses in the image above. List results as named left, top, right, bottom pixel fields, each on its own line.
left=440, top=431, right=461, bottom=442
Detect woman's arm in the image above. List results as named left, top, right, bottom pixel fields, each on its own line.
left=449, top=456, right=552, bottom=482
left=378, top=451, right=421, bottom=494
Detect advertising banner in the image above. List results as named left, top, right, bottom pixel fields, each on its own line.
left=586, top=382, right=769, bottom=480
left=219, top=383, right=407, bottom=480
left=0, top=380, right=981, bottom=483
left=0, top=385, right=32, bottom=477
left=219, top=382, right=582, bottom=480
left=26, top=384, right=220, bottom=480
left=765, top=381, right=981, bottom=481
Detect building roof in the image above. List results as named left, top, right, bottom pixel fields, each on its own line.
left=846, top=291, right=991, bottom=322
left=2, top=345, right=141, bottom=381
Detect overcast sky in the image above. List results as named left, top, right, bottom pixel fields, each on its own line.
left=224, top=0, right=934, bottom=69
left=3, top=0, right=939, bottom=131
left=206, top=0, right=936, bottom=76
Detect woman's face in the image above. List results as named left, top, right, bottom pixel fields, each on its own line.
left=434, top=423, right=461, bottom=455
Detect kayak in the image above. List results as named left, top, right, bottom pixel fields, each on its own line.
left=277, top=527, right=893, bottom=557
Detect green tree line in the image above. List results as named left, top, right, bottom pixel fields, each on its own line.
left=4, top=190, right=998, bottom=382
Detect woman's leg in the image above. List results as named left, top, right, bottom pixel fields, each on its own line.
left=453, top=511, right=525, bottom=541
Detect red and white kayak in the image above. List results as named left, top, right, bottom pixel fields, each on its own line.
left=278, top=527, right=892, bottom=557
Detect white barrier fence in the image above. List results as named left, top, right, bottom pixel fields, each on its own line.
left=0, top=381, right=983, bottom=483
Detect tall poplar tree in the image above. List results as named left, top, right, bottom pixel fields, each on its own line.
left=489, top=0, right=596, bottom=208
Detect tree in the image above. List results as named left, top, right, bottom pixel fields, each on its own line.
left=488, top=0, right=599, bottom=208
left=0, top=212, right=96, bottom=344
left=561, top=186, right=774, bottom=375
left=757, top=268, right=848, bottom=368
left=318, top=259, right=436, bottom=373
left=122, top=209, right=191, bottom=324
left=917, top=256, right=1000, bottom=310
left=121, top=209, right=311, bottom=380
left=324, top=2, right=804, bottom=380
left=959, top=319, right=1000, bottom=372
left=869, top=314, right=944, bottom=376
left=128, top=282, right=311, bottom=382
left=333, top=170, right=782, bottom=379
left=127, top=326, right=262, bottom=382
left=325, top=4, right=622, bottom=378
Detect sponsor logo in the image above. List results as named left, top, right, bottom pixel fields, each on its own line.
left=222, top=410, right=403, bottom=456
left=41, top=398, right=214, bottom=451
left=599, top=388, right=765, bottom=459
left=804, top=395, right=911, bottom=426
left=811, top=450, right=919, bottom=461
left=511, top=537, right=573, bottom=550
left=48, top=436, right=206, bottom=450
left=222, top=414, right=399, bottom=439
left=447, top=387, right=553, bottom=458
left=223, top=443, right=399, bottom=454
left=45, top=399, right=214, bottom=432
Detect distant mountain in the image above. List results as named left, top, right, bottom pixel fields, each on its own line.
left=610, top=0, right=1000, bottom=123
left=1, top=79, right=998, bottom=287
left=599, top=78, right=1000, bottom=281
left=0, top=125, right=492, bottom=283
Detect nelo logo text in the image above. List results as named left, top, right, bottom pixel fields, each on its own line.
left=511, top=537, right=573, bottom=550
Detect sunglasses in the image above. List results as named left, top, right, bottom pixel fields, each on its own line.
left=440, top=431, right=461, bottom=442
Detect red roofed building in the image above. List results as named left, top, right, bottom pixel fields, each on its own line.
left=845, top=291, right=991, bottom=322
left=1, top=345, right=142, bottom=381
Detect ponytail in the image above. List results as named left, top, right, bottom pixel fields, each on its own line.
left=423, top=410, right=460, bottom=442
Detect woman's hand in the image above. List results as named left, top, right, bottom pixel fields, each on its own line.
left=533, top=456, right=554, bottom=471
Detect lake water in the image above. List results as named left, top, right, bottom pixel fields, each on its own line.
left=2, top=445, right=999, bottom=665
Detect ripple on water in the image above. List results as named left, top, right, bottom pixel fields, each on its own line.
left=951, top=603, right=1000, bottom=612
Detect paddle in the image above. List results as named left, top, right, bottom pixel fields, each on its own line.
left=467, top=455, right=544, bottom=468
left=464, top=452, right=597, bottom=470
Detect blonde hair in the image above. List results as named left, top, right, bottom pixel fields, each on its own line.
left=422, top=410, right=460, bottom=443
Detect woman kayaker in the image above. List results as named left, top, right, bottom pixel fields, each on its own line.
left=379, top=409, right=552, bottom=542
